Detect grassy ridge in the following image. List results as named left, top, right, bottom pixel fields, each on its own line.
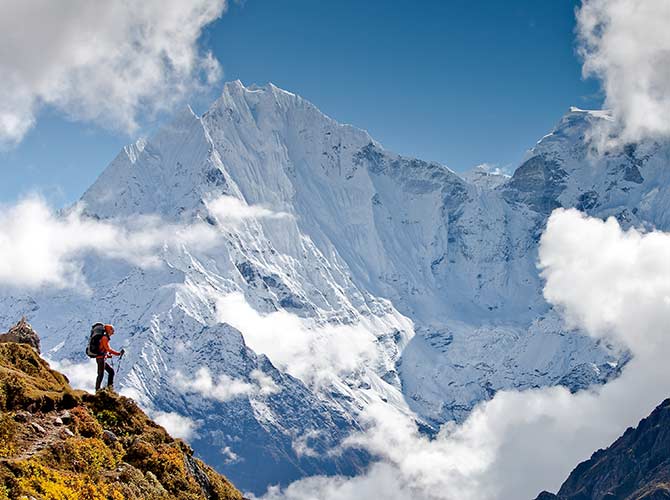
left=0, top=342, right=243, bottom=500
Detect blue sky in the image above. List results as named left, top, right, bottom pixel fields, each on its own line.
left=0, top=0, right=601, bottom=206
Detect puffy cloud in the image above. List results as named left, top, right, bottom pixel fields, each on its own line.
left=291, top=430, right=324, bottom=458
left=174, top=366, right=279, bottom=402
left=44, top=357, right=97, bottom=394
left=215, top=292, right=400, bottom=388
left=253, top=209, right=670, bottom=500
left=205, top=196, right=291, bottom=228
left=250, top=369, right=281, bottom=396
left=576, top=0, right=670, bottom=146
left=539, top=208, right=670, bottom=351
left=221, top=446, right=240, bottom=464
left=0, top=196, right=220, bottom=289
left=0, top=0, right=228, bottom=147
left=153, top=411, right=200, bottom=441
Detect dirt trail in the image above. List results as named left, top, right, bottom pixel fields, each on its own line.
left=3, top=411, right=72, bottom=463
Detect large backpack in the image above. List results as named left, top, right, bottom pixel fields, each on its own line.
left=86, top=323, right=106, bottom=358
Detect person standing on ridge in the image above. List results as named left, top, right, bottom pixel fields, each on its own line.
left=94, top=324, right=124, bottom=391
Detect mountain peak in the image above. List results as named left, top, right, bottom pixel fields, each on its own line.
left=461, top=163, right=511, bottom=189
left=223, top=80, right=295, bottom=96
left=219, top=80, right=300, bottom=107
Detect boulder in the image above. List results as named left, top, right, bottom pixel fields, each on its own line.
left=0, top=317, right=41, bottom=353
left=30, top=422, right=46, bottom=434
left=102, top=429, right=118, bottom=443
left=13, top=410, right=31, bottom=422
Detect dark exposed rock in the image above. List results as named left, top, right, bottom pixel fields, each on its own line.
left=0, top=317, right=41, bottom=353
left=102, top=429, right=119, bottom=443
left=14, top=411, right=31, bottom=422
left=576, top=190, right=599, bottom=211
left=503, top=154, right=568, bottom=214
left=533, top=399, right=670, bottom=500
left=535, top=492, right=559, bottom=500
left=186, top=453, right=221, bottom=500
left=623, top=165, right=644, bottom=184
left=205, top=167, right=228, bottom=187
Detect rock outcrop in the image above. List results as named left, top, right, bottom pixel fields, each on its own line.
left=534, top=399, right=670, bottom=500
left=0, top=317, right=40, bottom=353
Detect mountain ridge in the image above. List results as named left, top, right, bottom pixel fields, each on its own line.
left=2, top=81, right=667, bottom=493
left=534, top=398, right=670, bottom=500
left=0, top=319, right=243, bottom=500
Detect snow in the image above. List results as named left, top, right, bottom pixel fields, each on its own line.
left=2, top=81, right=667, bottom=493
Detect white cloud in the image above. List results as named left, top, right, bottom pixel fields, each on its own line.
left=472, top=163, right=512, bottom=177
left=251, top=369, right=281, bottom=396
left=215, top=292, right=393, bottom=388
left=0, top=196, right=220, bottom=289
left=253, top=209, right=670, bottom=500
left=153, top=411, right=200, bottom=441
left=175, top=367, right=255, bottom=402
left=539, top=208, right=670, bottom=351
left=205, top=196, right=292, bottom=228
left=577, top=0, right=670, bottom=146
left=174, top=366, right=279, bottom=402
left=119, top=386, right=148, bottom=405
left=45, top=356, right=97, bottom=394
left=0, top=0, right=228, bottom=147
left=221, top=446, right=241, bottom=464
left=291, top=430, right=323, bottom=458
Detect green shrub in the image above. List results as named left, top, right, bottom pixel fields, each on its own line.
left=70, top=406, right=103, bottom=439
left=0, top=413, right=17, bottom=457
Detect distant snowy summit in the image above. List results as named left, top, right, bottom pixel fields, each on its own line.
left=1, top=81, right=669, bottom=494
left=461, top=163, right=511, bottom=189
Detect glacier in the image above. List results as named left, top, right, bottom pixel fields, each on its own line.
left=1, top=81, right=668, bottom=494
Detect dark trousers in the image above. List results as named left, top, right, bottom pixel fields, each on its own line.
left=95, top=357, right=115, bottom=390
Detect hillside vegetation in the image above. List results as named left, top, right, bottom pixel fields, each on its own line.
left=0, top=320, right=243, bottom=500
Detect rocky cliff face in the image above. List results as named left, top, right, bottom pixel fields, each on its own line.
left=534, top=399, right=670, bottom=500
left=0, top=317, right=40, bottom=353
left=0, top=321, right=242, bottom=500
left=0, top=83, right=668, bottom=493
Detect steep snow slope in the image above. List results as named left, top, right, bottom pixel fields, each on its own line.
left=1, top=82, right=666, bottom=492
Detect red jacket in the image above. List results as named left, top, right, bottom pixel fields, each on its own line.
left=97, top=335, right=120, bottom=359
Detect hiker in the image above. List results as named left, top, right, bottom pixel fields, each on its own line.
left=89, top=323, right=124, bottom=391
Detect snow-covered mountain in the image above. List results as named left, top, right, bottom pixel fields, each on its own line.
left=1, top=82, right=668, bottom=494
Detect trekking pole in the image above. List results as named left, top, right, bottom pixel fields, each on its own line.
left=116, top=350, right=125, bottom=378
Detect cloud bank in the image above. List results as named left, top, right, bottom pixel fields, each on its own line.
left=577, top=0, right=670, bottom=145
left=255, top=208, right=670, bottom=500
left=174, top=366, right=280, bottom=402
left=0, top=196, right=220, bottom=289
left=0, top=194, right=296, bottom=290
left=0, top=0, right=228, bottom=147
left=216, top=292, right=403, bottom=388
left=152, top=411, right=200, bottom=441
